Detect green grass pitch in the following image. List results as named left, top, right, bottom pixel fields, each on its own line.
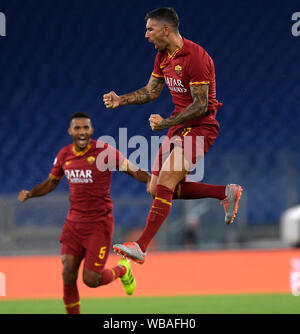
left=0, top=293, right=300, bottom=314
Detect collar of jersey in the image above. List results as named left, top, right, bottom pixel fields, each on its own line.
left=167, top=37, right=185, bottom=59
left=72, top=142, right=92, bottom=156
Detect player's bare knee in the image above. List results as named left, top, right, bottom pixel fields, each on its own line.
left=83, top=269, right=101, bottom=288
left=158, top=168, right=187, bottom=190
left=148, top=175, right=158, bottom=197
left=83, top=277, right=99, bottom=288
left=157, top=172, right=177, bottom=190
left=62, top=263, right=78, bottom=284
left=149, top=183, right=156, bottom=197
left=61, top=255, right=81, bottom=284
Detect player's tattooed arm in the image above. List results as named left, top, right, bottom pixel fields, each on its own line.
left=120, top=75, right=165, bottom=105
left=103, top=75, right=164, bottom=109
left=18, top=177, right=61, bottom=202
left=149, top=84, right=209, bottom=131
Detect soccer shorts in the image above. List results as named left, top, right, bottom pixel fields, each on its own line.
left=152, top=123, right=219, bottom=176
left=60, top=214, right=114, bottom=274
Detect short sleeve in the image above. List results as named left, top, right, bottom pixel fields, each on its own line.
left=188, top=49, right=212, bottom=87
left=49, top=150, right=64, bottom=180
left=151, top=53, right=164, bottom=79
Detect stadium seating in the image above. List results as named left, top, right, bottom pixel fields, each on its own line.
left=0, top=0, right=299, bottom=227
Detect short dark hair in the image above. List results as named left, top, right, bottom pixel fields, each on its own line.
left=145, top=7, right=179, bottom=31
left=70, top=112, right=91, bottom=122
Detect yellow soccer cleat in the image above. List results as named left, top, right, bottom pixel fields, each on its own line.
left=118, top=258, right=136, bottom=296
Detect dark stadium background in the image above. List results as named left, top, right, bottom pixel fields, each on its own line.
left=0, top=0, right=299, bottom=253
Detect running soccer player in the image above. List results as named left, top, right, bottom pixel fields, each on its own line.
left=103, top=7, right=243, bottom=264
left=18, top=112, right=151, bottom=314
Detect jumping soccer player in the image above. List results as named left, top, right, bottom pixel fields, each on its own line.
left=103, top=7, right=243, bottom=264
left=18, top=112, right=151, bottom=314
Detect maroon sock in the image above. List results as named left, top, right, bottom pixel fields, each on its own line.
left=99, top=265, right=126, bottom=286
left=137, top=184, right=174, bottom=252
left=63, top=283, right=80, bottom=314
left=173, top=182, right=226, bottom=200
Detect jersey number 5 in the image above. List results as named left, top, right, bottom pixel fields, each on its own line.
left=98, top=246, right=107, bottom=260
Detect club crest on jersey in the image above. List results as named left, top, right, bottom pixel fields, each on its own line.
left=87, top=156, right=95, bottom=164
left=174, top=64, right=182, bottom=76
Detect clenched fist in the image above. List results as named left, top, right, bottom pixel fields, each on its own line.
left=149, top=114, right=166, bottom=131
left=18, top=190, right=31, bottom=203
left=103, top=91, right=121, bottom=109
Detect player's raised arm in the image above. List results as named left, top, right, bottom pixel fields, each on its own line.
left=103, top=74, right=165, bottom=109
left=18, top=176, right=61, bottom=203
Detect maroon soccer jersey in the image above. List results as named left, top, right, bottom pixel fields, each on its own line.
left=152, top=38, right=222, bottom=130
left=50, top=139, right=127, bottom=223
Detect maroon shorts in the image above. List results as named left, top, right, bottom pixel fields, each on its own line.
left=59, top=214, right=114, bottom=273
left=152, top=123, right=219, bottom=176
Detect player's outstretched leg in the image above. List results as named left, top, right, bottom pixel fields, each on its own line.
left=114, top=242, right=146, bottom=264
left=118, top=258, right=136, bottom=295
left=221, top=184, right=243, bottom=224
